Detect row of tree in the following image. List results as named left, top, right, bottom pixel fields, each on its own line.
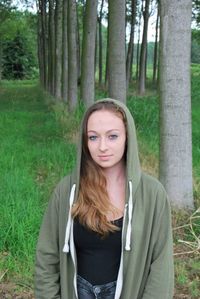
left=38, top=0, right=162, bottom=107
left=1, top=1, right=200, bottom=84
left=0, top=0, right=195, bottom=209
left=37, top=0, right=194, bottom=209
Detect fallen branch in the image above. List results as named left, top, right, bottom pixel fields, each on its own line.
left=173, top=208, right=200, bottom=256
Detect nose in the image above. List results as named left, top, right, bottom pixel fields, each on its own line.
left=99, top=137, right=108, bottom=151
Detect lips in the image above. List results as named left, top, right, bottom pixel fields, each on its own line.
left=98, top=155, right=112, bottom=161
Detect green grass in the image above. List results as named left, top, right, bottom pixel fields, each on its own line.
left=0, top=65, right=200, bottom=298
left=0, top=82, right=76, bottom=283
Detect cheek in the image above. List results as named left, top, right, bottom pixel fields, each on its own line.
left=87, top=142, right=96, bottom=155
left=118, top=138, right=126, bottom=149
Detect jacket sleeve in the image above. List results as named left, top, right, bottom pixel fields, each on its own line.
left=142, top=187, right=174, bottom=299
left=34, top=186, right=61, bottom=299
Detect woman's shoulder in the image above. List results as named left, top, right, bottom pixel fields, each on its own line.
left=140, top=172, right=165, bottom=190
left=139, top=172, right=169, bottom=206
left=49, top=174, right=73, bottom=206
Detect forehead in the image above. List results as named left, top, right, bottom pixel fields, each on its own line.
left=87, top=110, right=125, bottom=131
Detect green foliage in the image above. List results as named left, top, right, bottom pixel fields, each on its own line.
left=191, top=29, right=200, bottom=63
left=1, top=10, right=38, bottom=80
left=192, top=0, right=200, bottom=27
left=2, top=32, right=37, bottom=79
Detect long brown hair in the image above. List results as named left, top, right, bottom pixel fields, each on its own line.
left=72, top=100, right=127, bottom=235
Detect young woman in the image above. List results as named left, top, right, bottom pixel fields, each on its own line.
left=35, top=98, right=174, bottom=299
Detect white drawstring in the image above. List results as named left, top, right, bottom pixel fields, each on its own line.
left=63, top=184, right=76, bottom=253
left=125, top=181, right=133, bottom=251
left=63, top=181, right=133, bottom=252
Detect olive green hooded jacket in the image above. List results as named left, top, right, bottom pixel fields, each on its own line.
left=35, top=99, right=174, bottom=299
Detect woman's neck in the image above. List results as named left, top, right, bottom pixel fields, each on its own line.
left=102, top=161, right=126, bottom=185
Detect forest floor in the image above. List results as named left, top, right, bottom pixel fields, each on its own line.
left=0, top=78, right=199, bottom=298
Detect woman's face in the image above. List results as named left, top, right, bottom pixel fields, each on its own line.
left=87, top=110, right=126, bottom=169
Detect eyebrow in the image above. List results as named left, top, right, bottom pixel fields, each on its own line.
left=87, top=129, right=120, bottom=134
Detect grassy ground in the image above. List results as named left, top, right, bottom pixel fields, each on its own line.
left=0, top=81, right=76, bottom=288
left=0, top=68, right=200, bottom=298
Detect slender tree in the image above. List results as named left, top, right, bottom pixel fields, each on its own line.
left=108, top=0, right=126, bottom=103
left=159, top=0, right=194, bottom=209
left=152, top=0, right=159, bottom=86
left=80, top=0, right=98, bottom=107
left=54, top=0, right=63, bottom=100
left=62, top=0, right=68, bottom=102
left=48, top=0, right=55, bottom=94
left=38, top=0, right=48, bottom=88
left=98, top=0, right=104, bottom=86
left=68, top=0, right=78, bottom=110
left=138, top=0, right=150, bottom=95
left=126, top=0, right=137, bottom=90
left=136, top=3, right=142, bottom=81
left=76, top=4, right=81, bottom=84
left=105, top=7, right=109, bottom=87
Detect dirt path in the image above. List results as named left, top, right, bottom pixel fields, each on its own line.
left=0, top=283, right=34, bottom=299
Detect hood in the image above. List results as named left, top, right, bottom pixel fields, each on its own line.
left=72, top=98, right=141, bottom=203
left=63, top=98, right=142, bottom=253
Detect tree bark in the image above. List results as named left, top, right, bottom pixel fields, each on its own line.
left=54, top=0, right=63, bottom=100
left=152, top=1, right=159, bottom=86
left=126, top=0, right=137, bottom=90
left=48, top=0, right=55, bottom=95
left=136, top=4, right=142, bottom=81
left=138, top=0, right=150, bottom=95
left=98, top=0, right=104, bottom=86
left=80, top=0, right=98, bottom=107
left=105, top=8, right=109, bottom=87
left=62, top=0, right=68, bottom=102
left=76, top=6, right=81, bottom=84
left=159, top=0, right=193, bottom=209
left=108, top=0, right=126, bottom=103
left=68, top=0, right=78, bottom=110
left=37, top=0, right=48, bottom=88
left=0, top=40, right=2, bottom=82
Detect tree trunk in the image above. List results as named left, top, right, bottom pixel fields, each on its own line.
left=54, top=0, right=63, bottom=100
left=68, top=0, right=78, bottom=110
left=98, top=0, right=104, bottom=86
left=105, top=8, right=109, bottom=87
left=108, top=0, right=126, bottom=103
left=80, top=0, right=98, bottom=107
left=37, top=0, right=48, bottom=88
left=138, top=0, right=150, bottom=95
left=152, top=1, right=159, bottom=86
left=126, top=0, right=137, bottom=90
left=136, top=5, right=142, bottom=81
left=62, top=0, right=68, bottom=102
left=48, top=0, right=55, bottom=95
left=77, top=7, right=81, bottom=84
left=159, top=0, right=193, bottom=209
left=0, top=40, right=2, bottom=81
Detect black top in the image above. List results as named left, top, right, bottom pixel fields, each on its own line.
left=73, top=217, right=123, bottom=285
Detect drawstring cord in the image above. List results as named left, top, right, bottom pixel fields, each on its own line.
left=125, top=181, right=133, bottom=251
left=63, top=184, right=76, bottom=253
left=63, top=181, right=133, bottom=253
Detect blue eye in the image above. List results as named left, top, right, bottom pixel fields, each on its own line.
left=108, top=134, right=118, bottom=140
left=88, top=135, right=98, bottom=141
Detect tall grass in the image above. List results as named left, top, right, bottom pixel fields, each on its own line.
left=0, top=82, right=76, bottom=283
